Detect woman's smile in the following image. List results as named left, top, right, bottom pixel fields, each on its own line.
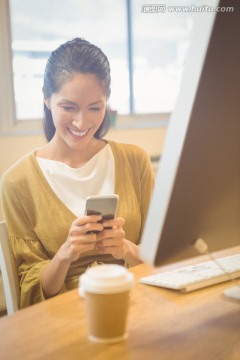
left=67, top=127, right=91, bottom=139
left=45, top=73, right=107, bottom=152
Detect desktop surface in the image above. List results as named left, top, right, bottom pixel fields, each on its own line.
left=0, top=246, right=239, bottom=360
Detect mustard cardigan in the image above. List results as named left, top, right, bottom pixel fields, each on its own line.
left=1, top=140, right=154, bottom=308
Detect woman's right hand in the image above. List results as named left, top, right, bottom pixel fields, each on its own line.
left=59, top=215, right=104, bottom=263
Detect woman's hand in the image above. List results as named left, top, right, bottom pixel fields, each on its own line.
left=95, top=217, right=127, bottom=260
left=95, top=217, right=143, bottom=266
left=42, top=215, right=104, bottom=298
left=59, top=215, right=104, bottom=263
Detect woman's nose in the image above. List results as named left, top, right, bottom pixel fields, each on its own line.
left=72, top=111, right=85, bottom=129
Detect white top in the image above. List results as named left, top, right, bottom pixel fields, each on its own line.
left=36, top=144, right=115, bottom=217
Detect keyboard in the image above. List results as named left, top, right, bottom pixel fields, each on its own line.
left=140, top=253, right=240, bottom=292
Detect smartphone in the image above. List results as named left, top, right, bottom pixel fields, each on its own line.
left=85, top=194, right=119, bottom=232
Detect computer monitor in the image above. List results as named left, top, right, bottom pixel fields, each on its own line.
left=140, top=0, right=240, bottom=274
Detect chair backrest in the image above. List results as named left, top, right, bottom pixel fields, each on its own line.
left=0, top=221, right=19, bottom=314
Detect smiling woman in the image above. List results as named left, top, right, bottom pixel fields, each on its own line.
left=42, top=72, right=108, bottom=167
left=0, top=38, right=155, bottom=309
left=42, top=38, right=111, bottom=143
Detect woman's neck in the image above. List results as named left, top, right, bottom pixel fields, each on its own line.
left=36, top=137, right=107, bottom=168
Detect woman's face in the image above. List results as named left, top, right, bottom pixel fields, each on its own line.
left=45, top=72, right=107, bottom=151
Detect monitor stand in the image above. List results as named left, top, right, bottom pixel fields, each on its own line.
left=223, top=286, right=240, bottom=303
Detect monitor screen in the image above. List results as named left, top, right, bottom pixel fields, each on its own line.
left=140, top=0, right=240, bottom=267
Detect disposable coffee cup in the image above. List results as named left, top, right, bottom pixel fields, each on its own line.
left=79, top=264, right=134, bottom=344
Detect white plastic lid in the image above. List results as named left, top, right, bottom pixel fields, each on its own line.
left=79, top=264, right=134, bottom=295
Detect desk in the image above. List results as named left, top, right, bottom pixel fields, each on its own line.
left=0, top=247, right=239, bottom=360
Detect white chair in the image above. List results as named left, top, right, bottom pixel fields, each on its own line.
left=0, top=221, right=19, bottom=314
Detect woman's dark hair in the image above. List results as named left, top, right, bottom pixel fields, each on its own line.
left=42, top=38, right=111, bottom=141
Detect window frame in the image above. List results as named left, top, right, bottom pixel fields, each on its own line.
left=0, top=0, right=42, bottom=135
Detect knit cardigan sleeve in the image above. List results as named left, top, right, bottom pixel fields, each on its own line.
left=109, top=140, right=155, bottom=243
left=0, top=156, right=67, bottom=308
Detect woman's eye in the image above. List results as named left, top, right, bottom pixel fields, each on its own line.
left=62, top=106, right=75, bottom=111
left=90, top=107, right=101, bottom=112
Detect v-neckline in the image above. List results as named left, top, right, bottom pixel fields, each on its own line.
left=30, top=140, right=120, bottom=219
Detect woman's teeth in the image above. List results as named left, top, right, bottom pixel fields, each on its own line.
left=69, top=128, right=88, bottom=137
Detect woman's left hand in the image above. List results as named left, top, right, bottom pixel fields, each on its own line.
left=95, top=217, right=127, bottom=260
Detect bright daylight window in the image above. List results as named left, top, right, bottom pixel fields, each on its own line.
left=9, top=0, right=127, bottom=120
left=132, top=0, right=194, bottom=113
left=9, top=0, right=195, bottom=122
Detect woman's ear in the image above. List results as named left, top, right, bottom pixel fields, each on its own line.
left=42, top=87, right=50, bottom=110
left=44, top=98, right=51, bottom=110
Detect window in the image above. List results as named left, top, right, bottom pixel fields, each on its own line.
left=0, top=0, right=195, bottom=134
left=9, top=0, right=128, bottom=119
left=132, top=0, right=193, bottom=113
